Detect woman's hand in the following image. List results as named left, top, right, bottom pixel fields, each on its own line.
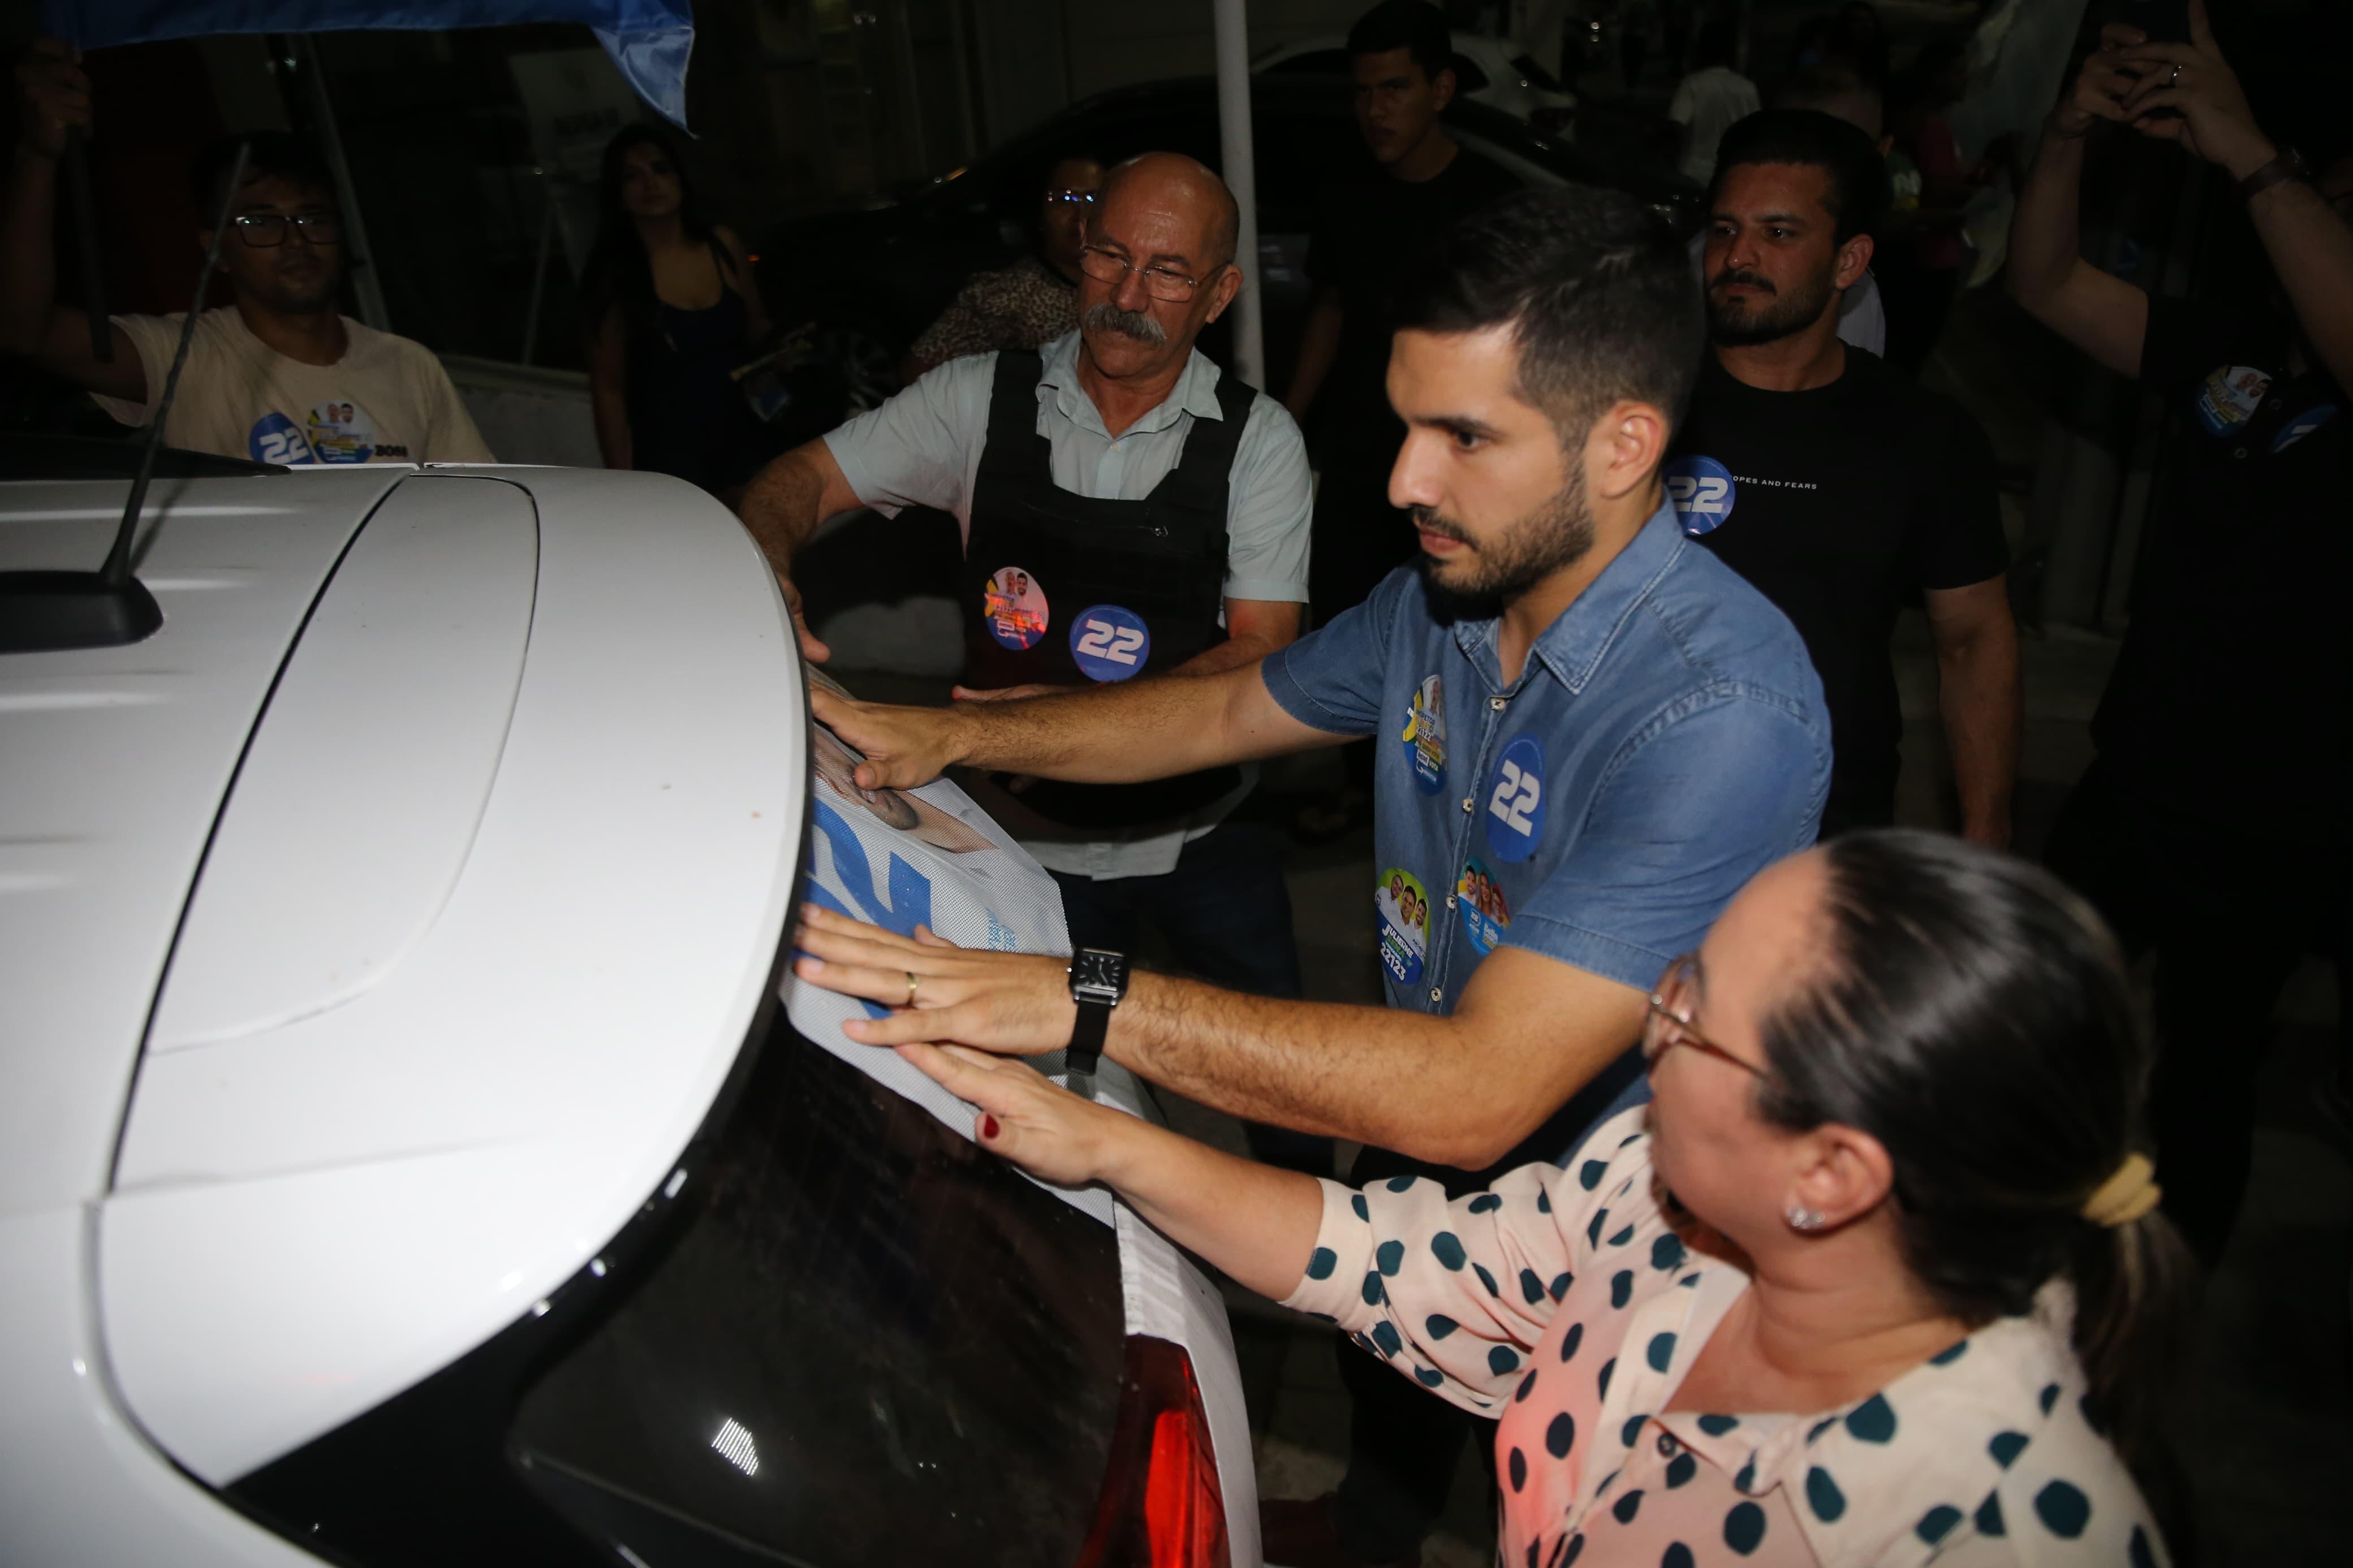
left=898, top=1042, right=1131, bottom=1188
left=2052, top=23, right=2149, bottom=140
left=2114, top=0, right=2274, bottom=179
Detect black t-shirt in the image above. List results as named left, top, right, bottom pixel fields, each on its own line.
left=1669, top=348, right=2008, bottom=827
left=2092, top=298, right=2350, bottom=835
left=1304, top=144, right=1521, bottom=443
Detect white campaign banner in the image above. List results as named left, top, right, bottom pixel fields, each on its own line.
left=779, top=671, right=1140, bottom=1222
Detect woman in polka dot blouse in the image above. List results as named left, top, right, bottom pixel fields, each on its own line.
left=904, top=830, right=2191, bottom=1566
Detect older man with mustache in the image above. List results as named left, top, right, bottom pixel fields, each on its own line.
left=740, top=152, right=1322, bottom=1164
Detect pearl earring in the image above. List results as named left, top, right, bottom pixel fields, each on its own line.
left=1785, top=1204, right=1827, bottom=1232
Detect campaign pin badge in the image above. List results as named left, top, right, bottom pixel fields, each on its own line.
left=1665, top=456, right=1735, bottom=536
left=1456, top=857, right=1511, bottom=957
left=1401, top=673, right=1447, bottom=796
left=1375, top=867, right=1430, bottom=988
left=2194, top=365, right=2272, bottom=437
left=1070, top=604, right=1151, bottom=683
left=983, top=566, right=1050, bottom=650
left=1483, top=735, right=1547, bottom=863
left=248, top=411, right=318, bottom=466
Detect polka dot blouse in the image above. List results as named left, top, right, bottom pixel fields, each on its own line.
left=1280, top=1107, right=2167, bottom=1567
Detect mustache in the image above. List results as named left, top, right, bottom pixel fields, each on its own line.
left=1709, top=267, right=1776, bottom=295
left=1082, top=301, right=1167, bottom=345
left=1410, top=506, right=1471, bottom=545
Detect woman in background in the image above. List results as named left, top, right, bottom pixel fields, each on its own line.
left=582, top=124, right=774, bottom=503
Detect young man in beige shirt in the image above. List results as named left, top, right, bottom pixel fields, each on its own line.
left=3, top=39, right=489, bottom=466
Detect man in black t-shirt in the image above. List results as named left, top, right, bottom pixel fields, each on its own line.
left=2010, top=3, right=2352, bottom=1264
left=1283, top=2, right=1520, bottom=845
left=1288, top=2, right=1522, bottom=624
left=1671, top=111, right=2018, bottom=841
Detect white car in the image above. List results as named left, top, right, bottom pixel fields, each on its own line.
left=1254, top=32, right=1577, bottom=133
left=0, top=443, right=1255, bottom=1567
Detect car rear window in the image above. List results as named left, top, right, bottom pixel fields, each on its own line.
left=509, top=1017, right=1128, bottom=1562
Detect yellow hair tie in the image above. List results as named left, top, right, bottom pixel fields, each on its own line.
left=2080, top=1153, right=2160, bottom=1228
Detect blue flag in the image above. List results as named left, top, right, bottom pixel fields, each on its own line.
left=43, top=1, right=694, bottom=128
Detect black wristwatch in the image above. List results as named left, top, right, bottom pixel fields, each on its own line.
left=1066, top=947, right=1130, bottom=1075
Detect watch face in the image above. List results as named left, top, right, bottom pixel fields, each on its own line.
left=1071, top=949, right=1124, bottom=994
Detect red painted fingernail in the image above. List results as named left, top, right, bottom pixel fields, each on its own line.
left=980, top=1114, right=1001, bottom=1139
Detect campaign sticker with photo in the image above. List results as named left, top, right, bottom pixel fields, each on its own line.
left=983, top=566, right=1050, bottom=650
left=2193, top=365, right=2272, bottom=437
left=1665, top=455, right=1736, bottom=537
left=1456, top=858, right=1512, bottom=957
left=1484, top=734, right=1547, bottom=863
left=1400, top=673, right=1447, bottom=795
left=248, top=411, right=317, bottom=466
left=2271, top=403, right=2339, bottom=455
left=1070, top=604, right=1150, bottom=683
left=305, top=400, right=376, bottom=463
left=1375, top=867, right=1429, bottom=989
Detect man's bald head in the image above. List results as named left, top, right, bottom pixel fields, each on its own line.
left=1097, top=151, right=1240, bottom=270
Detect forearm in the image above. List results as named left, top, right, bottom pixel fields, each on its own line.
left=1937, top=632, right=2021, bottom=846
left=2009, top=122, right=2087, bottom=311
left=946, top=662, right=1298, bottom=782
left=1107, top=976, right=1549, bottom=1168
left=737, top=445, right=832, bottom=574
left=1283, top=297, right=1342, bottom=421
left=2249, top=169, right=2353, bottom=392
left=1, top=146, right=60, bottom=355
left=1096, top=1112, right=1324, bottom=1301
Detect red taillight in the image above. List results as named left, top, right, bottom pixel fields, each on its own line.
left=1075, top=1336, right=1230, bottom=1568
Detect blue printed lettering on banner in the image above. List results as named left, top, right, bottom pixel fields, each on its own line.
left=1665, top=456, right=1735, bottom=536
left=249, top=412, right=317, bottom=466
left=1484, top=735, right=1548, bottom=863
left=2271, top=403, right=2338, bottom=454
left=1070, top=604, right=1151, bottom=683
left=804, top=798, right=938, bottom=1018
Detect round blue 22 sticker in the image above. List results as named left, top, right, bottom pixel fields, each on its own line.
left=1070, top=604, right=1151, bottom=683
left=1665, top=455, right=1735, bottom=537
left=1483, top=735, right=1546, bottom=863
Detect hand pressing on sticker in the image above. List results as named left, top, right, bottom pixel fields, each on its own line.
left=794, top=902, right=1079, bottom=1053
left=808, top=685, right=971, bottom=792
left=897, top=1043, right=1127, bottom=1187
left=898, top=1038, right=1327, bottom=1303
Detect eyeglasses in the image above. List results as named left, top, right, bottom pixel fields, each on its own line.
left=1642, top=953, right=1765, bottom=1078
left=231, top=211, right=344, bottom=248
left=1078, top=244, right=1217, bottom=303
left=1045, top=188, right=1096, bottom=208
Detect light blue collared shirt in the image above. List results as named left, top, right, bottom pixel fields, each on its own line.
left=1264, top=503, right=1830, bottom=1011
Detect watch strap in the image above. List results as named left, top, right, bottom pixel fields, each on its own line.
left=2240, top=146, right=2307, bottom=201
left=1066, top=996, right=1110, bottom=1075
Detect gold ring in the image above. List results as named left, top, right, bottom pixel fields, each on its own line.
left=906, top=970, right=920, bottom=1006
left=2167, top=63, right=2181, bottom=87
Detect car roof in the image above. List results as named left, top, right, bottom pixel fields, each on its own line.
left=0, top=466, right=407, bottom=1216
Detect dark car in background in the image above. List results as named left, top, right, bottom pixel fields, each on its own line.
left=758, top=74, right=1700, bottom=412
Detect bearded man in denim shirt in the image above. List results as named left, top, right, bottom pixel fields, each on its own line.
left=798, top=185, right=1829, bottom=1565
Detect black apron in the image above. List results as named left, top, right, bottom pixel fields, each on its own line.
left=959, top=348, right=1252, bottom=830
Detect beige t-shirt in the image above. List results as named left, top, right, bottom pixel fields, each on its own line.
left=96, top=307, right=494, bottom=466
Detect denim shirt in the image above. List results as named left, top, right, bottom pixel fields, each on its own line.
left=1263, top=502, right=1829, bottom=1020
